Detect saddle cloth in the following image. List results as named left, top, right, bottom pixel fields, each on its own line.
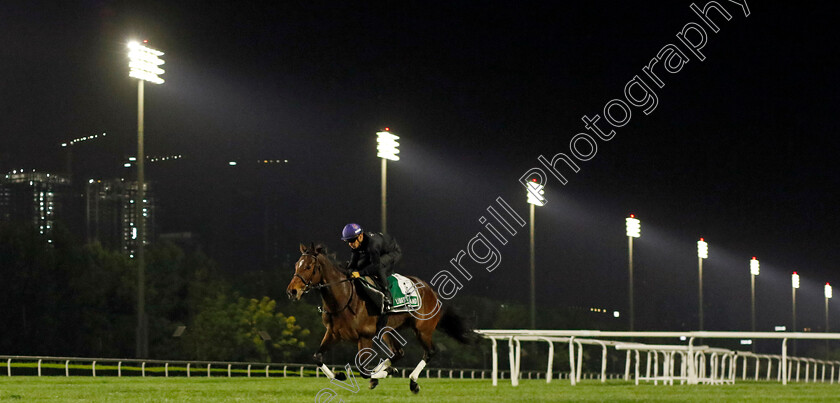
left=360, top=273, right=422, bottom=313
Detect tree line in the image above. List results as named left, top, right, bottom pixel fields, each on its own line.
left=1, top=221, right=628, bottom=370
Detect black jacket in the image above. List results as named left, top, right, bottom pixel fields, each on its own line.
left=347, top=232, right=402, bottom=276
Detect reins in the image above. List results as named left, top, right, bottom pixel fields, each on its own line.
left=297, top=253, right=356, bottom=315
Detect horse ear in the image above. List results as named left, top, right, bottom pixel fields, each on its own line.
left=299, top=243, right=307, bottom=254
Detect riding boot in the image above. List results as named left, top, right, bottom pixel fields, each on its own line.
left=382, top=288, right=393, bottom=311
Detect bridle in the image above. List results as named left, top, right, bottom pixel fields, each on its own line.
left=294, top=253, right=355, bottom=315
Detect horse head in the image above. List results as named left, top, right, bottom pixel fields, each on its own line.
left=286, top=242, right=327, bottom=301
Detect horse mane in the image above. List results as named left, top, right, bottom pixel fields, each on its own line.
left=311, top=243, right=349, bottom=274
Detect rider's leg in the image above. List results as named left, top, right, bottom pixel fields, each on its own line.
left=374, top=265, right=393, bottom=308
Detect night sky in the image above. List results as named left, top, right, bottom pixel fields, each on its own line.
left=2, top=1, right=839, bottom=332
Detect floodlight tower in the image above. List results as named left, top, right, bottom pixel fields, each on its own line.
left=792, top=271, right=800, bottom=333
left=526, top=179, right=545, bottom=329
left=750, top=257, right=759, bottom=333
left=826, top=283, right=832, bottom=356
left=697, top=238, right=708, bottom=330
left=826, top=283, right=833, bottom=330
left=626, top=215, right=640, bottom=331
left=376, top=129, right=399, bottom=233
left=128, top=40, right=165, bottom=358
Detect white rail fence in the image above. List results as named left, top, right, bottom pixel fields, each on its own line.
left=478, top=330, right=840, bottom=386
left=3, top=355, right=597, bottom=381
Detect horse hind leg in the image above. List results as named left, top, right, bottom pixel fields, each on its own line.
left=408, top=324, right=437, bottom=394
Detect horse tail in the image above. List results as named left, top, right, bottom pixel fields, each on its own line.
left=438, top=306, right=477, bottom=344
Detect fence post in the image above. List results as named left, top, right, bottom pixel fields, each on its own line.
left=65, top=360, right=70, bottom=377
left=228, top=364, right=232, bottom=378
left=142, top=362, right=146, bottom=377
left=118, top=362, right=122, bottom=377
left=92, top=361, right=96, bottom=377
left=7, top=359, right=11, bottom=377
left=247, top=364, right=251, bottom=377
left=266, top=365, right=269, bottom=378
left=38, top=359, right=42, bottom=376
left=207, top=364, right=211, bottom=378
left=283, top=365, right=287, bottom=378
left=187, top=363, right=191, bottom=378
left=300, top=366, right=303, bottom=378
left=165, top=363, right=169, bottom=377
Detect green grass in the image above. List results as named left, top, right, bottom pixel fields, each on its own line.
left=1, top=377, right=840, bottom=402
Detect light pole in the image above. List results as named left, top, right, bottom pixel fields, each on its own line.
left=792, top=271, right=800, bottom=333
left=376, top=129, right=399, bottom=233
left=697, top=238, right=708, bottom=330
left=128, top=40, right=165, bottom=358
left=792, top=271, right=800, bottom=355
left=826, top=283, right=833, bottom=331
left=526, top=179, right=545, bottom=329
left=826, top=282, right=832, bottom=356
left=750, top=257, right=759, bottom=333
left=625, top=215, right=640, bottom=331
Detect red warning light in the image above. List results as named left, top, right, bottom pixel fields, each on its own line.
left=700, top=238, right=704, bottom=241
left=531, top=178, right=538, bottom=182
left=143, top=39, right=148, bottom=43
left=793, top=271, right=797, bottom=275
left=384, top=127, right=390, bottom=131
left=752, top=257, right=756, bottom=260
left=630, top=214, right=635, bottom=218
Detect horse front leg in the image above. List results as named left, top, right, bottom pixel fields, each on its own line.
left=313, top=330, right=344, bottom=380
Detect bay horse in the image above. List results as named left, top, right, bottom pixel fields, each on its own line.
left=286, top=243, right=473, bottom=393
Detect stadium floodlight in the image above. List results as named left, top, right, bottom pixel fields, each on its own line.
left=625, top=215, right=640, bottom=238
left=376, top=130, right=400, bottom=161
left=626, top=214, right=640, bottom=332
left=750, top=257, right=759, bottom=337
left=697, top=238, right=708, bottom=259
left=377, top=128, right=399, bottom=233
left=128, top=39, right=165, bottom=359
left=128, top=41, right=165, bottom=84
left=526, top=179, right=545, bottom=206
left=697, top=238, right=708, bottom=330
left=792, top=272, right=799, bottom=342
left=827, top=283, right=833, bottom=337
left=526, top=179, right=544, bottom=329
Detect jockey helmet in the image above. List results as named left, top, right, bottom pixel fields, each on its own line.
left=341, top=223, right=364, bottom=240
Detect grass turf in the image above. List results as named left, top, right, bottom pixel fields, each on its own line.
left=1, top=377, right=839, bottom=402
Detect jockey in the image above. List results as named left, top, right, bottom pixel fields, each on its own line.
left=342, top=223, right=402, bottom=310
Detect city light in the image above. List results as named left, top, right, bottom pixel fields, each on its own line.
left=826, top=283, right=833, bottom=299
left=750, top=257, right=760, bottom=276
left=792, top=272, right=800, bottom=289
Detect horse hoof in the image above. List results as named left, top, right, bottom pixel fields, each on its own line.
left=369, top=379, right=379, bottom=390
left=335, top=372, right=347, bottom=381
left=410, top=380, right=420, bottom=394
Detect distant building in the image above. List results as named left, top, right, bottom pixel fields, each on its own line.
left=85, top=179, right=155, bottom=257
left=0, top=170, right=70, bottom=243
